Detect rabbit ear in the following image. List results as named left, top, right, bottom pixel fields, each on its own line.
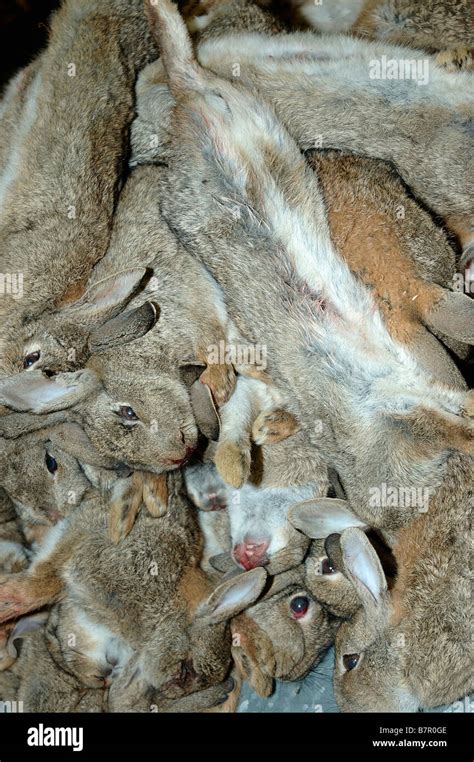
left=423, top=290, right=474, bottom=344
left=261, top=566, right=305, bottom=601
left=198, top=567, right=267, bottom=625
left=289, top=498, right=366, bottom=539
left=88, top=301, right=159, bottom=353
left=0, top=369, right=99, bottom=413
left=60, top=269, right=148, bottom=325
left=189, top=380, right=221, bottom=441
left=7, top=612, right=49, bottom=660
left=340, top=528, right=387, bottom=610
left=180, top=363, right=207, bottom=387
left=0, top=411, right=70, bottom=440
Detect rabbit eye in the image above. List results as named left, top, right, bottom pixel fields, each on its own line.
left=23, top=351, right=40, bottom=369
left=45, top=452, right=58, bottom=475
left=290, top=595, right=310, bottom=619
left=343, top=653, right=360, bottom=672
left=321, top=557, right=336, bottom=575
left=118, top=406, right=139, bottom=422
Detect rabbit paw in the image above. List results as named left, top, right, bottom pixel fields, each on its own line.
left=200, top=363, right=235, bottom=407
left=252, top=409, right=300, bottom=445
left=142, top=474, right=169, bottom=517
left=214, top=440, right=251, bottom=489
left=435, top=46, right=474, bottom=71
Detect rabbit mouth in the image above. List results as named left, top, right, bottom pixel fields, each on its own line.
left=167, top=445, right=197, bottom=466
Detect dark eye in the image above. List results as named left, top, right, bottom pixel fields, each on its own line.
left=118, top=406, right=139, bottom=422
left=23, top=351, right=40, bottom=369
left=290, top=595, right=310, bottom=619
left=321, top=557, right=336, bottom=575
left=45, top=452, right=58, bottom=475
left=343, top=653, right=360, bottom=672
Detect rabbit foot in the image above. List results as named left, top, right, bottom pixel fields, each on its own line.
left=214, top=440, right=251, bottom=489
left=252, top=409, right=300, bottom=445
left=435, top=47, right=474, bottom=72
left=200, top=363, right=236, bottom=407
left=142, top=474, right=169, bottom=517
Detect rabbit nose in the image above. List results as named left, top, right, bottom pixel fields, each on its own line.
left=233, top=538, right=269, bottom=570
left=101, top=665, right=114, bottom=688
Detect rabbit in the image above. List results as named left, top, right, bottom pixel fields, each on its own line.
left=292, top=519, right=398, bottom=619
left=9, top=619, right=235, bottom=713
left=0, top=470, right=267, bottom=709
left=0, top=196, right=301, bottom=485
left=351, top=0, right=474, bottom=57
left=0, top=0, right=159, bottom=378
left=132, top=2, right=471, bottom=389
left=195, top=25, right=474, bottom=257
left=7, top=624, right=108, bottom=713
left=0, top=610, right=99, bottom=713
left=290, top=452, right=473, bottom=711
left=231, top=566, right=338, bottom=697
left=144, top=0, right=474, bottom=541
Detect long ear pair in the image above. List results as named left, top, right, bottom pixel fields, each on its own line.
left=197, top=567, right=267, bottom=625
left=0, top=369, right=99, bottom=416
left=61, top=269, right=159, bottom=351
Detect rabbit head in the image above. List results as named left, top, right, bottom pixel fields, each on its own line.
left=231, top=567, right=338, bottom=697
left=0, top=361, right=199, bottom=474
left=329, top=528, right=416, bottom=713
left=290, top=497, right=398, bottom=619
left=0, top=420, right=122, bottom=542
left=1, top=271, right=158, bottom=378
left=228, top=482, right=317, bottom=575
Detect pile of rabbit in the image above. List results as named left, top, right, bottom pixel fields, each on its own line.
left=0, top=0, right=472, bottom=713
